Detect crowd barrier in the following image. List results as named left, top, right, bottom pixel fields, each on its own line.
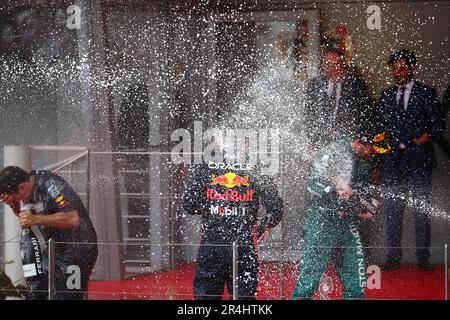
left=1, top=239, right=448, bottom=300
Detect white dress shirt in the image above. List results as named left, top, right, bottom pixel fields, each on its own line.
left=327, top=80, right=342, bottom=120
left=397, top=79, right=414, bottom=149
left=396, top=79, right=414, bottom=112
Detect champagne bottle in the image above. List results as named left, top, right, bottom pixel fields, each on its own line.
left=348, top=192, right=381, bottom=216
left=19, top=201, right=48, bottom=279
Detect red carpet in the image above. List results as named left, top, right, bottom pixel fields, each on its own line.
left=87, top=262, right=448, bottom=300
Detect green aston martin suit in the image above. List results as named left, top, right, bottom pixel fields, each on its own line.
left=291, top=138, right=375, bottom=300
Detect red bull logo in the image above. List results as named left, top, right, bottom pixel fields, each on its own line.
left=207, top=188, right=254, bottom=202
left=210, top=172, right=250, bottom=188
left=208, top=172, right=253, bottom=202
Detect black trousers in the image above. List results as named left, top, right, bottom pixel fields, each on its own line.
left=383, top=168, right=432, bottom=263
left=193, top=243, right=258, bottom=300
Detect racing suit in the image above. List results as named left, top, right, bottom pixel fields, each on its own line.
left=182, top=161, right=283, bottom=300
left=291, top=138, right=375, bottom=300
left=21, top=170, right=98, bottom=300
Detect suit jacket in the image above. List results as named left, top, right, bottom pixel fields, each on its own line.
left=305, top=74, right=374, bottom=150
left=376, top=81, right=445, bottom=175
left=443, top=84, right=450, bottom=115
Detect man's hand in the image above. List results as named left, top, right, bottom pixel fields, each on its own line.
left=369, top=169, right=382, bottom=185
left=0, top=193, right=16, bottom=205
left=0, top=194, right=20, bottom=216
left=176, top=166, right=188, bottom=180
left=412, top=133, right=430, bottom=146
left=358, top=211, right=375, bottom=221
left=337, top=211, right=348, bottom=218
left=18, top=210, right=38, bottom=228
left=336, top=185, right=353, bottom=200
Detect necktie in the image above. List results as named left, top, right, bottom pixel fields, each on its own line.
left=398, top=86, right=407, bottom=152
left=331, top=84, right=340, bottom=121
left=327, top=84, right=335, bottom=113
left=398, top=86, right=406, bottom=110
left=329, top=84, right=336, bottom=102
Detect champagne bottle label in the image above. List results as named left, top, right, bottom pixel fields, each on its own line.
left=19, top=202, right=48, bottom=278
left=350, top=192, right=381, bottom=216
left=21, top=228, right=46, bottom=277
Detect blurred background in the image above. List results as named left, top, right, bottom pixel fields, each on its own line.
left=0, top=0, right=449, bottom=299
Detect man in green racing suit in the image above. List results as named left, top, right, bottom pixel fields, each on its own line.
left=291, top=136, right=379, bottom=300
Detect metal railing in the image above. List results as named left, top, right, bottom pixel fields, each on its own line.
left=45, top=241, right=450, bottom=300
left=35, top=146, right=90, bottom=211
left=446, top=244, right=448, bottom=300
left=3, top=240, right=449, bottom=300
left=2, top=147, right=450, bottom=300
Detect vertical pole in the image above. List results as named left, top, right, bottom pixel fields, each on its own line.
left=280, top=140, right=286, bottom=300
left=69, top=163, right=73, bottom=190
left=3, top=146, right=31, bottom=286
left=48, top=238, right=56, bottom=300
left=280, top=246, right=285, bottom=299
left=232, top=242, right=238, bottom=300
left=445, top=244, right=448, bottom=301
left=86, top=150, right=90, bottom=213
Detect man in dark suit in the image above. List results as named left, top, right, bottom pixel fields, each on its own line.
left=304, top=38, right=376, bottom=267
left=376, top=49, right=445, bottom=271
left=305, top=39, right=374, bottom=154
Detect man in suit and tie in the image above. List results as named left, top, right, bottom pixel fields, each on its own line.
left=304, top=37, right=377, bottom=267
left=305, top=38, right=374, bottom=154
left=377, top=49, right=445, bottom=271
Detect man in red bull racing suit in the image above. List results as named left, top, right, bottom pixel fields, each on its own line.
left=182, top=162, right=283, bottom=300
left=0, top=167, right=97, bottom=300
left=291, top=137, right=378, bottom=299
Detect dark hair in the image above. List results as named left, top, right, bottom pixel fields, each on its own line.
left=0, top=166, right=30, bottom=195
left=388, top=49, right=417, bottom=67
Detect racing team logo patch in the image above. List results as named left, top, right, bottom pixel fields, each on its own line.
left=210, top=172, right=250, bottom=188
left=55, top=195, right=68, bottom=209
